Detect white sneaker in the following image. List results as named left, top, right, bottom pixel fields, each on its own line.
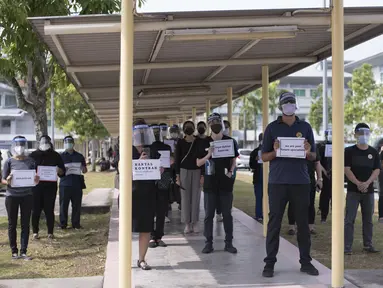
left=192, top=222, right=199, bottom=233
left=184, top=224, right=192, bottom=234
left=32, top=233, right=39, bottom=240
left=165, top=216, right=171, bottom=223
left=216, top=214, right=223, bottom=222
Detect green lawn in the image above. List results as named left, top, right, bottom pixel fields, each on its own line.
left=233, top=172, right=383, bottom=269
left=0, top=170, right=116, bottom=279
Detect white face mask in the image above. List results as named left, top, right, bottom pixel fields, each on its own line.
left=64, top=143, right=74, bottom=150
left=40, top=144, right=50, bottom=151
left=14, top=146, right=25, bottom=156
left=281, top=103, right=297, bottom=116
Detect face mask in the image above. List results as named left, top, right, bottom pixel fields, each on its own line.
left=170, top=133, right=178, bottom=139
left=40, top=144, right=50, bottom=151
left=281, top=103, right=297, bottom=116
left=197, top=127, right=206, bottom=135
left=211, top=124, right=222, bottom=134
left=223, top=128, right=229, bottom=136
left=14, top=146, right=25, bottom=156
left=357, top=135, right=369, bottom=145
left=64, top=143, right=74, bottom=150
left=184, top=127, right=194, bottom=136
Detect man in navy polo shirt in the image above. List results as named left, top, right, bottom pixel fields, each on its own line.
left=261, top=92, right=318, bottom=277
left=59, top=136, right=87, bottom=229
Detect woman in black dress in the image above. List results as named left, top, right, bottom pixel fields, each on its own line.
left=132, top=119, right=158, bottom=270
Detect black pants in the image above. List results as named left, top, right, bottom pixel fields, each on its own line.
left=151, top=187, right=169, bottom=241
left=32, top=184, right=57, bottom=234
left=288, top=184, right=316, bottom=225
left=379, top=175, right=383, bottom=218
left=265, top=184, right=312, bottom=265
left=59, top=186, right=83, bottom=228
left=204, top=192, right=233, bottom=244
left=319, top=178, right=332, bottom=221
left=5, top=195, right=33, bottom=254
left=216, top=194, right=221, bottom=214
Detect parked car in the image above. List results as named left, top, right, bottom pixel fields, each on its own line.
left=236, top=149, right=252, bottom=170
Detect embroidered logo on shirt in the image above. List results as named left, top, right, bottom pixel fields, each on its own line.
left=296, top=132, right=303, bottom=138
left=368, top=154, right=373, bottom=159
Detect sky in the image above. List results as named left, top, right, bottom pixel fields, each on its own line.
left=139, top=0, right=383, bottom=62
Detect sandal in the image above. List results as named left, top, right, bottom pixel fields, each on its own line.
left=137, top=260, right=152, bottom=270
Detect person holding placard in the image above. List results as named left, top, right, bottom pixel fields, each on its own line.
left=148, top=124, right=172, bottom=247
left=168, top=124, right=182, bottom=211
left=2, top=136, right=40, bottom=260
left=175, top=121, right=202, bottom=234
left=30, top=135, right=66, bottom=240
left=344, top=123, right=381, bottom=255
left=59, top=136, right=87, bottom=230
left=196, top=113, right=239, bottom=254
left=261, top=91, right=318, bottom=277
left=317, top=129, right=333, bottom=223
left=249, top=133, right=264, bottom=223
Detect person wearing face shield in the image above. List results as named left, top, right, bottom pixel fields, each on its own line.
left=317, top=129, right=333, bottom=223
left=344, top=123, right=381, bottom=255
left=2, top=136, right=40, bottom=260
left=261, top=92, right=318, bottom=277
left=196, top=113, right=239, bottom=254
left=29, top=136, right=66, bottom=239
left=197, top=121, right=207, bottom=139
left=59, top=136, right=87, bottom=230
left=148, top=124, right=172, bottom=247
left=175, top=121, right=202, bottom=234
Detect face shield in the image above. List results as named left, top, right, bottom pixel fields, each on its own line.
left=39, top=136, right=52, bottom=151
left=325, top=130, right=332, bottom=142
left=159, top=124, right=169, bottom=140
left=278, top=92, right=299, bottom=116
left=208, top=114, right=224, bottom=135
left=355, top=127, right=371, bottom=145
left=133, top=124, right=155, bottom=147
left=151, top=125, right=163, bottom=142
left=169, top=126, right=180, bottom=139
left=64, top=137, right=75, bottom=151
left=12, top=137, right=28, bottom=156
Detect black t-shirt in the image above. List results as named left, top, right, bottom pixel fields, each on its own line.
left=307, top=151, right=320, bottom=185
left=175, top=138, right=200, bottom=174
left=345, top=145, right=381, bottom=193
left=197, top=135, right=239, bottom=194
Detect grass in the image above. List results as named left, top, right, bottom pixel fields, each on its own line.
left=0, top=213, right=110, bottom=279
left=233, top=172, right=383, bottom=270
left=83, top=169, right=116, bottom=195
left=0, top=170, right=116, bottom=279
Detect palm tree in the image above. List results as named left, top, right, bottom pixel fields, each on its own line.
left=254, top=80, right=281, bottom=122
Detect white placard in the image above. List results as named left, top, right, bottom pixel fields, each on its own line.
left=158, top=150, right=171, bottom=168
left=276, top=137, right=306, bottom=159
left=325, top=144, right=332, bottom=157
left=212, top=139, right=235, bottom=159
left=258, top=150, right=263, bottom=163
left=65, top=162, right=82, bottom=175
left=37, top=166, right=58, bottom=182
left=133, top=159, right=161, bottom=180
left=11, top=170, right=36, bottom=187
left=164, top=140, right=175, bottom=153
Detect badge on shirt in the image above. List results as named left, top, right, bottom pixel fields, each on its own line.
left=296, top=132, right=303, bottom=138
left=368, top=154, right=373, bottom=159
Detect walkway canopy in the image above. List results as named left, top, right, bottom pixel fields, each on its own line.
left=29, top=7, right=383, bottom=135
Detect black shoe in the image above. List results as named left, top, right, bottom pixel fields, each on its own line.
left=137, top=260, right=152, bottom=270
left=73, top=225, right=83, bottom=230
left=224, top=243, right=238, bottom=254
left=300, top=263, right=319, bottom=276
left=148, top=240, right=158, bottom=248
left=11, top=253, right=19, bottom=260
left=288, top=229, right=295, bottom=236
left=202, top=243, right=214, bottom=254
left=344, top=250, right=352, bottom=255
left=157, top=240, right=167, bottom=247
left=363, top=246, right=380, bottom=253
left=262, top=263, right=275, bottom=278
left=59, top=225, right=67, bottom=230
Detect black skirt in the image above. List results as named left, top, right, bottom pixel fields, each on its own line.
left=132, top=180, right=156, bottom=233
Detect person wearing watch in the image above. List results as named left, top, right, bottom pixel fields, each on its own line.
left=196, top=113, right=239, bottom=255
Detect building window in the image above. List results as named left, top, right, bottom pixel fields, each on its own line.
left=4, top=94, right=17, bottom=108
left=293, top=89, right=306, bottom=97
left=310, top=89, right=317, bottom=98
left=1, top=120, right=11, bottom=128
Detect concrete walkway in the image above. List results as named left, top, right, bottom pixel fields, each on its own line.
left=0, top=276, right=103, bottom=288
left=104, top=190, right=356, bottom=288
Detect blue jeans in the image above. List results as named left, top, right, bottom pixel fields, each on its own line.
left=254, top=183, right=263, bottom=219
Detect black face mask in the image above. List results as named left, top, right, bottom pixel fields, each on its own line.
left=197, top=127, right=206, bottom=135
left=184, top=127, right=195, bottom=136
left=211, top=124, right=222, bottom=134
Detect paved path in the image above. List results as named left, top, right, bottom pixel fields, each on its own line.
left=0, top=276, right=103, bottom=288
left=104, top=190, right=355, bottom=288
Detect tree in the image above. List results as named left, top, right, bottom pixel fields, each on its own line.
left=308, top=84, right=333, bottom=135
left=254, top=80, right=281, bottom=121
left=0, top=0, right=144, bottom=140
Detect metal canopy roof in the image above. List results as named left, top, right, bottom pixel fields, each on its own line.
left=29, top=7, right=383, bottom=135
